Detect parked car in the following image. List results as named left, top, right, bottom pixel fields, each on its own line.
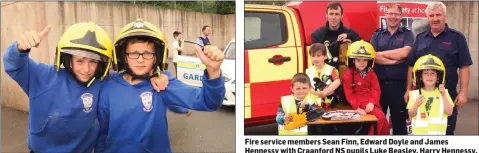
left=175, top=38, right=236, bottom=106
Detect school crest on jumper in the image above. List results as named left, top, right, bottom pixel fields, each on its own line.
left=81, top=93, right=93, bottom=113
left=140, top=91, right=153, bottom=112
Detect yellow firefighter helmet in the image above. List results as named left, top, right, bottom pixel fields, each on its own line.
left=113, top=19, right=169, bottom=74
left=412, top=54, right=446, bottom=87
left=346, top=40, right=376, bottom=69
left=56, top=22, right=113, bottom=86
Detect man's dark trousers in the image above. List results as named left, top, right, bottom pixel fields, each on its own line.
left=380, top=81, right=408, bottom=135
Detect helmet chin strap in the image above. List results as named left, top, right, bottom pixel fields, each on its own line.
left=79, top=77, right=96, bottom=87
left=66, top=67, right=96, bottom=87
left=125, top=65, right=151, bottom=80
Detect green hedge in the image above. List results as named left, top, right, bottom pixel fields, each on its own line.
left=245, top=1, right=287, bottom=6
left=122, top=1, right=235, bottom=14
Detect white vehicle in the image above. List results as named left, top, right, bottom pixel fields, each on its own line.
left=175, top=38, right=236, bottom=106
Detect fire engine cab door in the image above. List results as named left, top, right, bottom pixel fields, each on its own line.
left=244, top=8, right=302, bottom=120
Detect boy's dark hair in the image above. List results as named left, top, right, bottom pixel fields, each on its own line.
left=386, top=3, right=403, bottom=15
left=202, top=25, right=210, bottom=31
left=173, top=31, right=182, bottom=38
left=126, top=36, right=154, bottom=45
left=326, top=2, right=343, bottom=15
left=291, top=73, right=311, bottom=87
left=309, top=43, right=327, bottom=57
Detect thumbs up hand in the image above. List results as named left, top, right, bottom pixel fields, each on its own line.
left=17, top=25, right=52, bottom=52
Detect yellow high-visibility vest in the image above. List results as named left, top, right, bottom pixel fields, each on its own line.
left=278, top=94, right=318, bottom=135
left=408, top=89, right=453, bottom=135
left=305, top=64, right=337, bottom=104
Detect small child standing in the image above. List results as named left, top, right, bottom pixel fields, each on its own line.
left=172, top=31, right=184, bottom=62
left=276, top=73, right=320, bottom=135
left=407, top=54, right=454, bottom=135
left=342, top=40, right=389, bottom=135
left=305, top=43, right=341, bottom=108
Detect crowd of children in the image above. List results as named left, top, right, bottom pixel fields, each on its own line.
left=276, top=40, right=453, bottom=136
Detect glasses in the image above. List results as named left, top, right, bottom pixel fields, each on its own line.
left=386, top=12, right=401, bottom=17
left=126, top=52, right=155, bottom=59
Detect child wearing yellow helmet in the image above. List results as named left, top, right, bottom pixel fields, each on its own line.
left=3, top=22, right=169, bottom=153
left=3, top=23, right=112, bottom=153
left=407, top=54, right=454, bottom=135
left=95, top=19, right=225, bottom=153
left=342, top=40, right=390, bottom=135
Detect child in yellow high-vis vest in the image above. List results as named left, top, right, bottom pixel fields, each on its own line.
left=306, top=43, right=341, bottom=108
left=276, top=73, right=320, bottom=135
left=407, top=54, right=454, bottom=135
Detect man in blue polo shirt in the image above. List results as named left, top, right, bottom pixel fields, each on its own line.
left=371, top=3, right=414, bottom=135
left=406, top=2, right=472, bottom=135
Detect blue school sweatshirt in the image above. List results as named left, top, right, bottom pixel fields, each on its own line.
left=3, top=41, right=101, bottom=153
left=95, top=71, right=225, bottom=153
left=167, top=105, right=189, bottom=114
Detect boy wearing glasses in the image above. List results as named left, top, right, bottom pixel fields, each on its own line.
left=95, top=19, right=225, bottom=153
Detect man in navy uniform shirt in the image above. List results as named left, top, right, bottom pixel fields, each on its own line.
left=311, top=2, right=361, bottom=69
left=310, top=2, right=362, bottom=135
left=406, top=2, right=472, bottom=135
left=371, top=3, right=414, bottom=135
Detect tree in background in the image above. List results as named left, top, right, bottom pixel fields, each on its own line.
left=245, top=1, right=288, bottom=6
left=123, top=1, right=235, bottom=14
